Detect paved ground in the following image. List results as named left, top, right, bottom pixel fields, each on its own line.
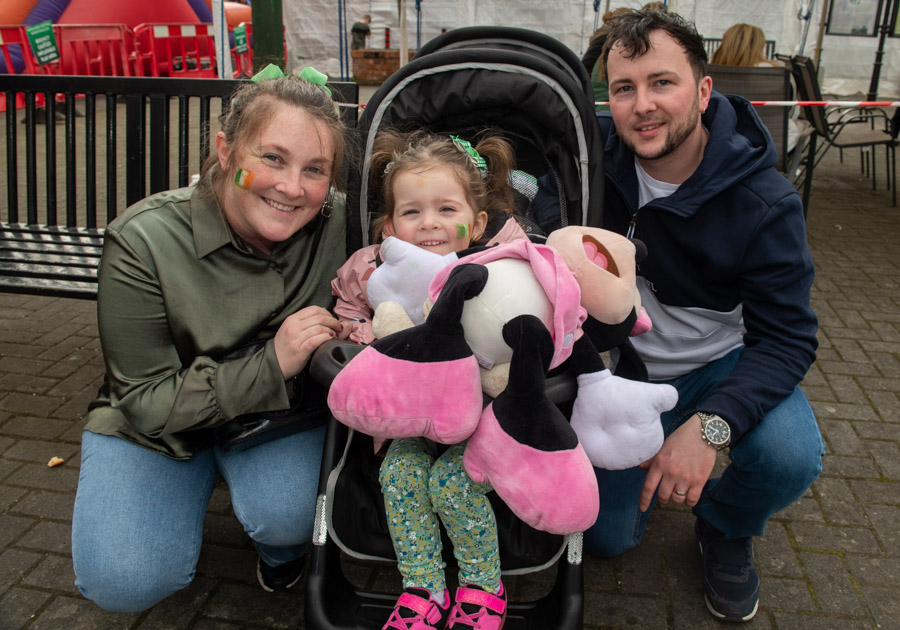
left=2, top=130, right=900, bottom=629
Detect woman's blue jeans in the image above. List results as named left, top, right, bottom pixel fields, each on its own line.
left=584, top=348, right=824, bottom=557
left=71, top=426, right=325, bottom=613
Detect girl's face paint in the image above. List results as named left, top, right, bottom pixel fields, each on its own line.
left=455, top=223, right=470, bottom=240
left=234, top=167, right=256, bottom=189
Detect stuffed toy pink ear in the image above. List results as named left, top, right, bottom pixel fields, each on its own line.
left=328, top=264, right=486, bottom=444
left=463, top=314, right=599, bottom=535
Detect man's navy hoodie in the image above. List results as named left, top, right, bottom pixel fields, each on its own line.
left=599, top=90, right=817, bottom=444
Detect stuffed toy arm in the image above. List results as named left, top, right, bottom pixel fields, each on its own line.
left=366, top=236, right=458, bottom=326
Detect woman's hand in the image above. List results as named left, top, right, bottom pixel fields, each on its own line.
left=273, top=306, right=346, bottom=379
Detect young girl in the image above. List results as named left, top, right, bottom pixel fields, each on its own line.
left=331, top=129, right=527, bottom=630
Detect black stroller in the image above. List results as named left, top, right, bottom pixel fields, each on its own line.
left=306, top=26, right=604, bottom=630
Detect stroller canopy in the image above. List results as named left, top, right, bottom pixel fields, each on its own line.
left=348, top=26, right=604, bottom=251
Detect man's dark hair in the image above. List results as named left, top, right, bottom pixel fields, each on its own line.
left=601, top=9, right=708, bottom=82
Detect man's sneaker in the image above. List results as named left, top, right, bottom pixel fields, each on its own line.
left=256, top=555, right=305, bottom=592
left=446, top=583, right=507, bottom=629
left=695, top=518, right=760, bottom=622
left=382, top=587, right=451, bottom=630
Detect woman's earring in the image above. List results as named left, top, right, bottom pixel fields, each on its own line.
left=320, top=186, right=335, bottom=218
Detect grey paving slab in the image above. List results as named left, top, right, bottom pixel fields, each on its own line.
left=1, top=91, right=899, bottom=628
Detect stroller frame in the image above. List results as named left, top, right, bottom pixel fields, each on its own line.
left=306, top=26, right=604, bottom=630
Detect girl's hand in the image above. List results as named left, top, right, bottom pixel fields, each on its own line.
left=273, top=306, right=344, bottom=379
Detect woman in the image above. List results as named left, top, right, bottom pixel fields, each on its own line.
left=711, top=23, right=778, bottom=67
left=711, top=23, right=803, bottom=153
left=71, top=71, right=350, bottom=612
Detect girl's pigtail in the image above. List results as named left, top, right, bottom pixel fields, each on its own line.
left=474, top=135, right=516, bottom=219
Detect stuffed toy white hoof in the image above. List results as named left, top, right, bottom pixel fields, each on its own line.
left=571, top=369, right=678, bottom=470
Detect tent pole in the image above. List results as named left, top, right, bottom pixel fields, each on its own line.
left=400, top=0, right=409, bottom=66
left=337, top=0, right=345, bottom=80
left=866, top=0, right=893, bottom=100
left=814, top=0, right=828, bottom=68
left=796, top=0, right=814, bottom=54
left=212, top=0, right=233, bottom=79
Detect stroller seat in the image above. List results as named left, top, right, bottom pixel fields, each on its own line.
left=307, top=340, right=584, bottom=630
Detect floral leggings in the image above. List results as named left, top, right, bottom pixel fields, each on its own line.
left=379, top=437, right=501, bottom=594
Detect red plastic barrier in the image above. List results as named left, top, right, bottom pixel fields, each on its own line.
left=134, top=22, right=217, bottom=78
left=0, top=25, right=45, bottom=112
left=54, top=24, right=141, bottom=77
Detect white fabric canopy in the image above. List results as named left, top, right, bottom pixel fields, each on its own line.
left=282, top=0, right=899, bottom=97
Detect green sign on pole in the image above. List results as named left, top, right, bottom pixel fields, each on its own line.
left=235, top=24, right=249, bottom=54
left=25, top=21, right=59, bottom=66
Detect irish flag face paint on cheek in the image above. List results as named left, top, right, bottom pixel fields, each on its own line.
left=234, top=168, right=256, bottom=189
left=456, top=223, right=470, bottom=240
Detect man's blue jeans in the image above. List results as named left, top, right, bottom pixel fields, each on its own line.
left=71, top=426, right=325, bottom=613
left=584, top=348, right=824, bottom=557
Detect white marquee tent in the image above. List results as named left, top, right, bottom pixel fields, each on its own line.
left=281, top=0, right=900, bottom=98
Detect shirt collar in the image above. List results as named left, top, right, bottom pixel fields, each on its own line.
left=191, top=186, right=236, bottom=259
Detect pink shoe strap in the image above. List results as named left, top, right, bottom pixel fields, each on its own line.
left=396, top=592, right=442, bottom=624
left=454, top=586, right=507, bottom=615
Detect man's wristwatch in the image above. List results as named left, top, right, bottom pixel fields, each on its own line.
left=698, top=412, right=731, bottom=450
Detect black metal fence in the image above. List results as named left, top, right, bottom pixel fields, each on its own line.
left=0, top=75, right=358, bottom=298
left=1, top=75, right=358, bottom=230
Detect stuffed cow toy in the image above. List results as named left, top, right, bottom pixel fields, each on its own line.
left=327, top=228, right=677, bottom=535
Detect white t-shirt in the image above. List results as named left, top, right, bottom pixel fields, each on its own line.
left=627, top=157, right=745, bottom=380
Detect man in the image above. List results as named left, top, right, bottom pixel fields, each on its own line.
left=585, top=9, right=824, bottom=623
left=351, top=14, right=372, bottom=51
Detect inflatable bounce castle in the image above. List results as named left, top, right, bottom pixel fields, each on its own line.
left=0, top=0, right=251, bottom=73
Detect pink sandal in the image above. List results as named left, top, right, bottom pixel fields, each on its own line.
left=445, top=583, right=507, bottom=629
left=382, top=588, right=451, bottom=630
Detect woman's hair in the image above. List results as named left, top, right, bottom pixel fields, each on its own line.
left=602, top=8, right=708, bottom=82
left=198, top=74, right=348, bottom=197
left=368, top=129, right=516, bottom=242
left=711, top=23, right=772, bottom=67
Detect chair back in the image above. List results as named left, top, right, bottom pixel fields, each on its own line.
left=707, top=64, right=791, bottom=172
left=784, top=55, right=831, bottom=141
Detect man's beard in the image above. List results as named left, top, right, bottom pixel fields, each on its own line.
left=623, top=95, right=700, bottom=162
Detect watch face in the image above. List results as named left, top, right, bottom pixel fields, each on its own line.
left=705, top=418, right=731, bottom=446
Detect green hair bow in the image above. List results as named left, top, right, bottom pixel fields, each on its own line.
left=250, top=63, right=332, bottom=97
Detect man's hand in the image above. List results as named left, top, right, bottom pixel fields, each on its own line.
left=638, top=414, right=718, bottom=511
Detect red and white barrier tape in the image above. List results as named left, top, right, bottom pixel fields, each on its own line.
left=596, top=101, right=899, bottom=107
left=748, top=100, right=900, bottom=107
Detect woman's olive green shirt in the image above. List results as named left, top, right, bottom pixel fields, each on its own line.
left=85, top=185, right=347, bottom=459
